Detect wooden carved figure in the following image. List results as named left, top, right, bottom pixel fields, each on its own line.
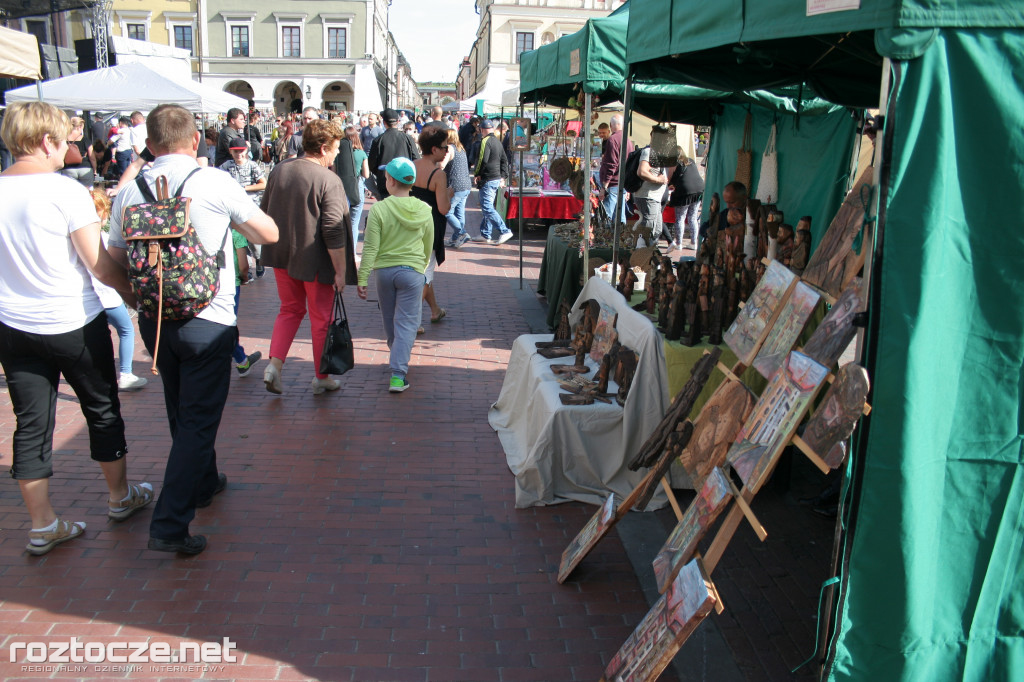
left=803, top=167, right=873, bottom=297
left=620, top=268, right=638, bottom=302
left=665, top=262, right=691, bottom=341
left=594, top=341, right=621, bottom=394
left=550, top=346, right=589, bottom=375
left=802, top=279, right=863, bottom=369
left=536, top=300, right=573, bottom=350
left=708, top=267, right=728, bottom=345
left=725, top=267, right=740, bottom=329
left=775, top=223, right=795, bottom=268
left=791, top=217, right=812, bottom=275
left=657, top=257, right=676, bottom=330
left=802, top=363, right=870, bottom=469
left=680, top=380, right=756, bottom=485
left=614, top=347, right=638, bottom=406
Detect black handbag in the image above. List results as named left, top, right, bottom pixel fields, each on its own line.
left=319, top=292, right=354, bottom=376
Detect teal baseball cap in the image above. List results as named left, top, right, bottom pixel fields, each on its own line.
left=385, top=157, right=416, bottom=184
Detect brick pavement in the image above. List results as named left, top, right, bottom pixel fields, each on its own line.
left=0, top=192, right=834, bottom=681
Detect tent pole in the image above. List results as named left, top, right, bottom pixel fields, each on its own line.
left=518, top=98, right=525, bottom=290
left=819, top=58, right=892, bottom=677
left=582, top=92, right=592, bottom=281
left=610, top=74, right=632, bottom=285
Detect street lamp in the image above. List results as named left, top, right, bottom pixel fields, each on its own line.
left=305, top=85, right=312, bottom=100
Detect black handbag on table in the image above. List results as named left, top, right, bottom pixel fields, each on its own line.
left=319, top=292, right=354, bottom=376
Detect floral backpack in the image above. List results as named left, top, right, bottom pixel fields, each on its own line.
left=122, top=168, right=228, bottom=372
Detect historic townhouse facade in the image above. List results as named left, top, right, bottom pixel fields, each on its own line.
left=457, top=0, right=623, bottom=103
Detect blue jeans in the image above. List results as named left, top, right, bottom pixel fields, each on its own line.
left=351, top=178, right=365, bottom=244
left=601, top=185, right=628, bottom=224
left=138, top=316, right=234, bottom=540
left=115, top=149, right=132, bottom=176
left=373, top=266, right=425, bottom=379
left=104, top=304, right=135, bottom=375
left=232, top=286, right=248, bottom=364
left=446, top=189, right=471, bottom=241
left=478, top=179, right=510, bottom=240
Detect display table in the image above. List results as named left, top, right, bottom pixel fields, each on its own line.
left=489, top=277, right=670, bottom=509
left=505, top=191, right=584, bottom=220
left=536, top=225, right=629, bottom=329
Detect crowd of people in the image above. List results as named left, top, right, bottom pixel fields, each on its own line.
left=0, top=97, right=525, bottom=558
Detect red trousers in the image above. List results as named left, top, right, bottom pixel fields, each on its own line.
left=270, top=271, right=334, bottom=379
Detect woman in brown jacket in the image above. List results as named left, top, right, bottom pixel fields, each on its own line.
left=260, top=119, right=357, bottom=395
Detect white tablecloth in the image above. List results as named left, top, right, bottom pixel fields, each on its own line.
left=489, top=277, right=670, bottom=509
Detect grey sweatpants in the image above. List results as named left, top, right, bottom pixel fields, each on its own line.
left=374, top=265, right=425, bottom=379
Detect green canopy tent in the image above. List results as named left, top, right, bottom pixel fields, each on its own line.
left=628, top=1, right=1024, bottom=679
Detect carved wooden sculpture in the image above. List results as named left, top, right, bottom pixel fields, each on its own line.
left=614, top=347, right=638, bottom=406
left=775, top=223, right=795, bottom=269
left=594, top=341, right=621, bottom=394
left=801, top=363, right=870, bottom=469
left=679, top=379, right=756, bottom=486
left=657, top=257, right=676, bottom=330
left=707, top=267, right=727, bottom=346
left=803, top=166, right=872, bottom=297
left=802, top=278, right=863, bottom=369
left=628, top=347, right=722, bottom=471
left=665, top=262, right=691, bottom=341
left=535, top=300, right=573, bottom=350
left=550, top=346, right=589, bottom=375
left=791, top=216, right=812, bottom=275
left=680, top=264, right=704, bottom=347
left=620, top=268, right=638, bottom=302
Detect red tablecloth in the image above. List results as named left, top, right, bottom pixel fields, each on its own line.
left=505, top=193, right=583, bottom=220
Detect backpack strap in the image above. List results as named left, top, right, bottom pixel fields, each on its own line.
left=173, top=167, right=203, bottom=198
left=135, top=175, right=157, bottom=203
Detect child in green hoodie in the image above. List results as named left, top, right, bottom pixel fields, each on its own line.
left=357, top=157, right=434, bottom=393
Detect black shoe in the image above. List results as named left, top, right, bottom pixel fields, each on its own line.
left=148, top=534, right=207, bottom=555
left=196, top=473, right=227, bottom=508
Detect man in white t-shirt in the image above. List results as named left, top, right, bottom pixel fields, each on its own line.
left=633, top=143, right=669, bottom=247
left=129, top=111, right=147, bottom=160
left=108, top=103, right=279, bottom=556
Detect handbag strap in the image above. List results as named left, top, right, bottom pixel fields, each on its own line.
left=742, top=113, right=753, bottom=152
left=333, top=291, right=348, bottom=323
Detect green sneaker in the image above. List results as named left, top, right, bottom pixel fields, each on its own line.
left=389, top=376, right=410, bottom=393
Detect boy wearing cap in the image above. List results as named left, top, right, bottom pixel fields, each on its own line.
left=473, top=119, right=513, bottom=245
left=220, top=143, right=266, bottom=206
left=356, top=158, right=433, bottom=393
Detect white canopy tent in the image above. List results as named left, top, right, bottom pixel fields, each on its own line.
left=0, top=25, right=41, bottom=80
left=4, top=62, right=246, bottom=113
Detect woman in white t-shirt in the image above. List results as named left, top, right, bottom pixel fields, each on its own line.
left=0, top=102, right=154, bottom=556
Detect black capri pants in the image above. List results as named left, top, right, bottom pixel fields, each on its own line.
left=0, top=314, right=127, bottom=479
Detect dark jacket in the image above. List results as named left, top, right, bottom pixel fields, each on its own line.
left=474, top=134, right=508, bottom=183
left=667, top=161, right=705, bottom=207
left=367, top=127, right=420, bottom=198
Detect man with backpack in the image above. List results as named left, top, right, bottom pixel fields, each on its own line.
left=107, top=104, right=279, bottom=555
left=599, top=114, right=634, bottom=224
left=367, top=108, right=419, bottom=199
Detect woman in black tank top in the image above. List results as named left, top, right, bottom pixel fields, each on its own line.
left=411, top=125, right=455, bottom=327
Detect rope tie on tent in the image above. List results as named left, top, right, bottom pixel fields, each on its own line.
left=792, top=576, right=841, bottom=673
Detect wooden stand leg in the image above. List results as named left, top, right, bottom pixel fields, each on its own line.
left=726, top=478, right=767, bottom=541
left=791, top=434, right=832, bottom=474
left=661, top=477, right=684, bottom=522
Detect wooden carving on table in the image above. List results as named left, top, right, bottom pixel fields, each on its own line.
left=802, top=278, right=863, bottom=369
left=619, top=267, right=638, bottom=302
left=725, top=262, right=740, bottom=329
left=535, top=300, right=573, bottom=350
left=600, top=558, right=717, bottom=682
left=665, top=261, right=691, bottom=341
left=726, top=351, right=830, bottom=492
left=637, top=258, right=662, bottom=313
left=707, top=266, right=728, bottom=346
left=680, top=263, right=704, bottom=347
left=722, top=259, right=797, bottom=366
left=593, top=341, right=621, bottom=393
left=589, top=304, right=619, bottom=363
left=651, top=467, right=732, bottom=593
left=541, top=299, right=601, bottom=359
left=765, top=208, right=784, bottom=261
left=801, top=363, right=870, bottom=469
left=752, top=281, right=822, bottom=380
left=791, top=216, right=812, bottom=275
left=549, top=347, right=589, bottom=375
left=802, top=166, right=873, bottom=297
left=679, top=379, right=756, bottom=486
left=775, top=223, right=794, bottom=269
left=657, top=257, right=676, bottom=330
left=628, top=347, right=722, bottom=471
left=557, top=493, right=617, bottom=583
left=614, top=346, right=639, bottom=406
left=559, top=390, right=612, bottom=405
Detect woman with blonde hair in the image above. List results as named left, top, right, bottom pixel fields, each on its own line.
left=443, top=127, right=473, bottom=249
left=260, top=119, right=356, bottom=395
left=667, top=145, right=706, bottom=250
left=0, top=102, right=153, bottom=555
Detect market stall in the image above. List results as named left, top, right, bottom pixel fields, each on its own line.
left=625, top=0, right=1024, bottom=678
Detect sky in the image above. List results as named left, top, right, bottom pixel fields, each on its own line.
left=387, top=0, right=481, bottom=83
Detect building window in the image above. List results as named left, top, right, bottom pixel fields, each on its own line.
left=173, top=25, right=193, bottom=55
left=282, top=26, right=301, bottom=57
left=126, top=23, right=146, bottom=41
left=515, top=32, right=534, bottom=62
left=24, top=19, right=48, bottom=45
left=231, top=25, right=249, bottom=57
left=327, top=27, right=346, bottom=58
